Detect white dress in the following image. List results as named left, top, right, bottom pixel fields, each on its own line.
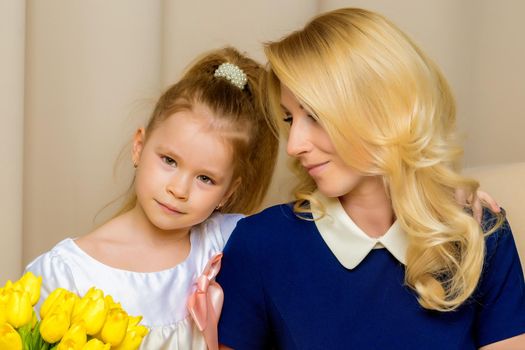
left=25, top=212, right=243, bottom=350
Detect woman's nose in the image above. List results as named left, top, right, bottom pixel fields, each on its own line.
left=286, top=117, right=312, bottom=157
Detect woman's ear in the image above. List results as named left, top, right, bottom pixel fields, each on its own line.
left=132, top=128, right=146, bottom=167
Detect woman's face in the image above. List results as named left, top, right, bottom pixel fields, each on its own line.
left=280, top=84, right=367, bottom=198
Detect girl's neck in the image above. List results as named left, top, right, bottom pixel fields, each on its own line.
left=338, top=176, right=394, bottom=238
left=125, top=205, right=191, bottom=247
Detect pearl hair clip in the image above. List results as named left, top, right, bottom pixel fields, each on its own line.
left=214, top=62, right=248, bottom=89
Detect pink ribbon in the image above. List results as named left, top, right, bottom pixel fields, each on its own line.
left=187, top=253, right=224, bottom=350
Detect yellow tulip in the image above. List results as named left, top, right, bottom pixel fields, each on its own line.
left=111, top=325, right=149, bottom=350
left=1, top=280, right=13, bottom=291
left=0, top=323, right=22, bottom=350
left=82, top=338, right=111, bottom=350
left=58, top=323, right=87, bottom=350
left=0, top=286, right=11, bottom=302
left=6, top=290, right=32, bottom=328
left=84, top=287, right=104, bottom=301
left=16, top=272, right=42, bottom=306
left=72, top=296, right=108, bottom=335
left=126, top=316, right=142, bottom=329
left=104, top=295, right=121, bottom=310
left=57, top=338, right=83, bottom=350
left=40, top=288, right=70, bottom=319
left=99, top=308, right=128, bottom=346
left=0, top=287, right=11, bottom=324
left=53, top=292, right=77, bottom=317
left=0, top=304, right=7, bottom=324
left=39, top=310, right=70, bottom=343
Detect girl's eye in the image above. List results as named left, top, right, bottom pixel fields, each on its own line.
left=283, top=113, right=293, bottom=124
left=162, top=156, right=177, bottom=167
left=197, top=175, right=215, bottom=185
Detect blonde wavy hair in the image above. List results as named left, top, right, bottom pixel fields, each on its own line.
left=116, top=47, right=278, bottom=216
left=264, top=8, right=502, bottom=311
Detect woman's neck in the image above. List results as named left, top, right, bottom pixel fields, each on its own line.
left=338, top=176, right=394, bottom=238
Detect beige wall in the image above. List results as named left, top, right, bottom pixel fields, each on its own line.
left=23, top=0, right=164, bottom=268
left=0, top=1, right=523, bottom=278
left=0, top=0, right=25, bottom=281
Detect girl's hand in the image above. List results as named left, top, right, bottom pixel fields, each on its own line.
left=455, top=188, right=501, bottom=224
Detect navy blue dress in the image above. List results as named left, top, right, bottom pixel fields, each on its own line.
left=217, top=204, right=525, bottom=349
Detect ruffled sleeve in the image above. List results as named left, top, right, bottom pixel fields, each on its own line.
left=25, top=242, right=79, bottom=312
left=216, top=213, right=244, bottom=244
left=202, top=213, right=244, bottom=253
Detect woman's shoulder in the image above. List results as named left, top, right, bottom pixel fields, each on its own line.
left=481, top=208, right=515, bottom=256
left=477, top=207, right=523, bottom=289
left=225, top=203, right=313, bottom=250
left=238, top=202, right=299, bottom=226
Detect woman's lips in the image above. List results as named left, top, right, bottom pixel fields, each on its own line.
left=304, top=161, right=329, bottom=176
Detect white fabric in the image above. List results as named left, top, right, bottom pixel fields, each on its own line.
left=311, top=191, right=408, bottom=269
left=25, top=212, right=243, bottom=350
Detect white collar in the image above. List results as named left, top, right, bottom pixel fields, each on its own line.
left=311, top=191, right=408, bottom=269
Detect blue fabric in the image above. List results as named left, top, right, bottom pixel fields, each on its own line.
left=217, top=204, right=525, bottom=350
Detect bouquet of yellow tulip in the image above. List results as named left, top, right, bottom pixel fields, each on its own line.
left=0, top=272, right=148, bottom=350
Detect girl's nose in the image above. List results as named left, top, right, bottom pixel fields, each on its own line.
left=166, top=174, right=191, bottom=201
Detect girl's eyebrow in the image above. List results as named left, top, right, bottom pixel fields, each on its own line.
left=158, top=145, right=180, bottom=159
left=157, top=145, right=225, bottom=182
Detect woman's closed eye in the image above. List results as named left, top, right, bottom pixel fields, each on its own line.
left=283, top=113, right=293, bottom=124
left=306, top=114, right=318, bottom=123
left=161, top=156, right=177, bottom=167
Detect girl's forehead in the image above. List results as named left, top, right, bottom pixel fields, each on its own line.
left=150, top=111, right=236, bottom=171
left=154, top=110, right=223, bottom=142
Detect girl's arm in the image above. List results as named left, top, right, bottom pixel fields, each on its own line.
left=456, top=189, right=500, bottom=223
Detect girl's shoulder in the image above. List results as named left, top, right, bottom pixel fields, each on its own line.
left=25, top=237, right=102, bottom=276
left=195, top=212, right=245, bottom=250
left=25, top=238, right=80, bottom=296
left=26, top=237, right=80, bottom=269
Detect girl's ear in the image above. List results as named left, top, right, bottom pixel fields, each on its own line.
left=132, top=128, right=146, bottom=167
left=221, top=177, right=242, bottom=207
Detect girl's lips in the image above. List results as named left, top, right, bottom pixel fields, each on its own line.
left=156, top=200, right=185, bottom=215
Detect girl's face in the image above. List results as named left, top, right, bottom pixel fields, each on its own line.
left=280, top=84, right=367, bottom=198
left=132, top=104, right=238, bottom=233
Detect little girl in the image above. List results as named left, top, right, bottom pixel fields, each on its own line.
left=25, top=47, right=278, bottom=349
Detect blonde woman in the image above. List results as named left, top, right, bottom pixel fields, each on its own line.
left=217, top=8, right=525, bottom=350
